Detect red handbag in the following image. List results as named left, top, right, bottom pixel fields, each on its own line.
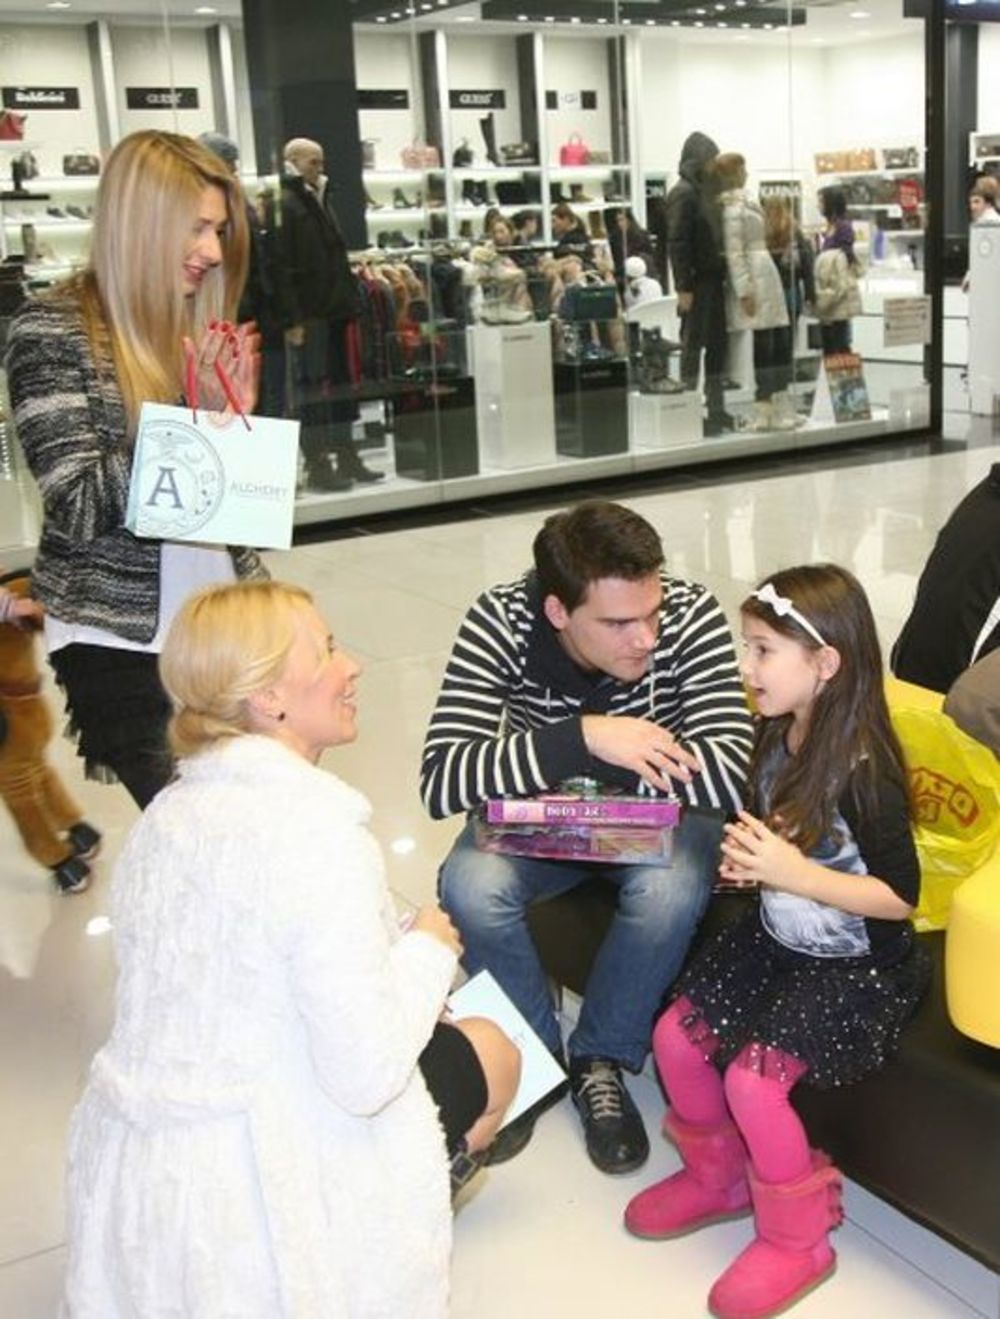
left=0, top=110, right=27, bottom=141
left=559, top=133, right=590, bottom=167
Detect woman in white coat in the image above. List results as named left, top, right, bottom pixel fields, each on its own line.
left=60, top=580, right=520, bottom=1318
left=713, top=152, right=791, bottom=430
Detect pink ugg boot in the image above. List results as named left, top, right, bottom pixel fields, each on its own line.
left=624, top=1112, right=751, bottom=1239
left=708, top=1150, right=843, bottom=1319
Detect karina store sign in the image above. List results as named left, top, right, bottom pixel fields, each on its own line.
left=2, top=86, right=80, bottom=109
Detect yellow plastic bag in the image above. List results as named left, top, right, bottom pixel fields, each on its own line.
left=891, top=704, right=1000, bottom=931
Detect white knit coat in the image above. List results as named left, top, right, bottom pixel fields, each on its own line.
left=60, top=735, right=457, bottom=1319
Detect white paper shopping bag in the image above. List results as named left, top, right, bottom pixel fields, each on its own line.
left=125, top=402, right=300, bottom=550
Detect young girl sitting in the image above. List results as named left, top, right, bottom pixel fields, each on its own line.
left=625, top=563, right=928, bottom=1319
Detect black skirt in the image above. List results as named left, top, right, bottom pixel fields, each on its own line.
left=674, top=905, right=930, bottom=1089
left=50, top=643, right=173, bottom=793
left=418, top=1021, right=489, bottom=1155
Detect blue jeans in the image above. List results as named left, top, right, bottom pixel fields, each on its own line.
left=439, top=811, right=722, bottom=1072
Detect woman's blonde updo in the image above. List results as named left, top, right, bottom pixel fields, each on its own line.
left=159, top=580, right=314, bottom=758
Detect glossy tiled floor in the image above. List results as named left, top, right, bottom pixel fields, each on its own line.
left=2, top=438, right=998, bottom=1317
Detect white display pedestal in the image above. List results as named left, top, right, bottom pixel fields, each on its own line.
left=472, top=322, right=556, bottom=469
left=629, top=389, right=703, bottom=449
left=967, top=220, right=1000, bottom=415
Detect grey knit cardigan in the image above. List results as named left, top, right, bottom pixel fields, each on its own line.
left=5, top=298, right=267, bottom=643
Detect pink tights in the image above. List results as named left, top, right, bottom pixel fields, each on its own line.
left=652, top=997, right=812, bottom=1184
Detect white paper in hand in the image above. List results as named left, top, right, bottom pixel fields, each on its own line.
left=448, top=969, right=567, bottom=1128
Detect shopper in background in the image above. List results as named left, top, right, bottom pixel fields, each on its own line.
left=5, top=130, right=265, bottom=809
left=665, top=132, right=731, bottom=436
left=280, top=136, right=384, bottom=492
left=712, top=154, right=791, bottom=432
left=552, top=202, right=593, bottom=263
left=814, top=186, right=861, bottom=354
left=421, top=501, right=752, bottom=1177
left=944, top=650, right=1000, bottom=757
left=60, top=579, right=519, bottom=1318
left=763, top=194, right=816, bottom=429
left=961, top=175, right=1000, bottom=292
left=199, top=131, right=291, bottom=419
left=624, top=254, right=663, bottom=310
left=606, top=205, right=655, bottom=290
left=626, top=564, right=926, bottom=1319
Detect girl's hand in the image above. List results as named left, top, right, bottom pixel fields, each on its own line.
left=719, top=810, right=810, bottom=892
left=411, top=904, right=463, bottom=958
left=183, top=320, right=261, bottom=416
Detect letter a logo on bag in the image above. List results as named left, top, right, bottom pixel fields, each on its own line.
left=134, top=419, right=225, bottom=537
left=145, top=466, right=184, bottom=510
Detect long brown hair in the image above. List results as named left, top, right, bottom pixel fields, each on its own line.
left=53, top=130, right=248, bottom=435
left=743, top=563, right=910, bottom=851
left=762, top=196, right=794, bottom=257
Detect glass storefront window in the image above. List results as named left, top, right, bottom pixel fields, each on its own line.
left=0, top=0, right=965, bottom=557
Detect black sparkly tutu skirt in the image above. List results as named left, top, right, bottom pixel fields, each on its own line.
left=674, top=905, right=930, bottom=1089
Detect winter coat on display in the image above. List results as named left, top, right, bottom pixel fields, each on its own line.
left=719, top=190, right=789, bottom=332
left=60, top=734, right=458, bottom=1319
left=279, top=174, right=360, bottom=324
left=814, top=247, right=862, bottom=324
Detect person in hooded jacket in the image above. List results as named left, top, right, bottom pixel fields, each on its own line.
left=665, top=132, right=731, bottom=437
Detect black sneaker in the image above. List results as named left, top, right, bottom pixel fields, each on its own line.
left=306, top=465, right=353, bottom=493
left=67, top=820, right=102, bottom=861
left=569, top=1057, right=649, bottom=1175
left=52, top=855, right=91, bottom=894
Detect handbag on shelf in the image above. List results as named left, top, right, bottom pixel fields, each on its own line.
left=845, top=147, right=876, bottom=171
left=495, top=180, right=528, bottom=205
left=0, top=109, right=26, bottom=141
left=587, top=149, right=612, bottom=165
left=62, top=150, right=100, bottom=176
left=883, top=146, right=919, bottom=171
left=500, top=142, right=536, bottom=165
left=400, top=138, right=440, bottom=170
left=16, top=151, right=38, bottom=180
left=559, top=133, right=590, bottom=167
left=452, top=138, right=474, bottom=168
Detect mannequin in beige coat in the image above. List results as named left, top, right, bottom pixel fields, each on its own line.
left=712, top=153, right=792, bottom=431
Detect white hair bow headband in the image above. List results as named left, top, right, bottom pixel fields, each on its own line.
left=752, top=582, right=827, bottom=647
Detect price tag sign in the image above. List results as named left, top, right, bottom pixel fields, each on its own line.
left=883, top=295, right=931, bottom=347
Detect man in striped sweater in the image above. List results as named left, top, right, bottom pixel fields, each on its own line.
left=421, top=501, right=753, bottom=1174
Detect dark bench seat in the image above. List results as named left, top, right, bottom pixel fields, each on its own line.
left=526, top=881, right=1000, bottom=1272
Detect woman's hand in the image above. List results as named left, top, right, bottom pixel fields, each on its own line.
left=411, top=905, right=464, bottom=957
left=183, top=319, right=261, bottom=417
left=719, top=810, right=810, bottom=892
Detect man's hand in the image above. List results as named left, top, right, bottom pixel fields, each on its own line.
left=677, top=290, right=694, bottom=315
left=581, top=715, right=701, bottom=791
left=411, top=905, right=463, bottom=957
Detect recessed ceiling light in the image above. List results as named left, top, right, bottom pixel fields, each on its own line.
left=544, top=14, right=554, bottom=21
left=517, top=12, right=528, bottom=18
left=670, top=18, right=681, bottom=26
left=570, top=14, right=581, bottom=22
left=715, top=3, right=726, bottom=10
left=849, top=8, right=870, bottom=15
left=622, top=16, right=631, bottom=23
left=376, top=13, right=388, bottom=19
left=420, top=2, right=432, bottom=9
left=694, top=20, right=704, bottom=27
left=86, top=915, right=112, bottom=937
left=717, top=20, right=727, bottom=26
left=46, top=0, right=72, bottom=7
left=645, top=17, right=655, bottom=24
left=597, top=14, right=608, bottom=21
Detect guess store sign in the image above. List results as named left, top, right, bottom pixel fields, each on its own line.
left=126, top=87, right=200, bottom=110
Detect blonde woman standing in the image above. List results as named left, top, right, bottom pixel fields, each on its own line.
left=711, top=152, right=790, bottom=431
left=5, top=131, right=264, bottom=808
left=60, top=580, right=518, bottom=1318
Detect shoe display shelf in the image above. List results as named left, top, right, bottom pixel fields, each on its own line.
left=364, top=169, right=431, bottom=232
left=548, top=163, right=631, bottom=213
